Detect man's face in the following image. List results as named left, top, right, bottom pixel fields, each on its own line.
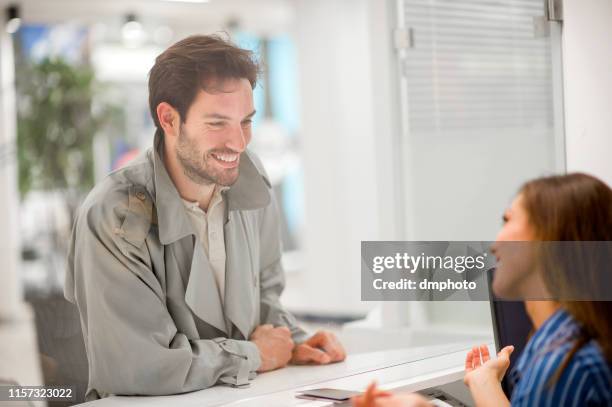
left=175, top=78, right=255, bottom=186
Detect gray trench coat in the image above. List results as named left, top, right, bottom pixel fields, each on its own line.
left=64, top=133, right=308, bottom=400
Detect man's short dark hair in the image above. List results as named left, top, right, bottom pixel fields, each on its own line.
left=148, top=34, right=260, bottom=134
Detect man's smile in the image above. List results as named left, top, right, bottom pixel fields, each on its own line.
left=210, top=151, right=240, bottom=168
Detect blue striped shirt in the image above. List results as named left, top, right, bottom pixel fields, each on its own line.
left=508, top=309, right=612, bottom=406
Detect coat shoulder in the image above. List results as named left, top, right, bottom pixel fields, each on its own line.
left=77, top=153, right=155, bottom=249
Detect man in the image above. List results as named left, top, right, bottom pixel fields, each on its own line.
left=65, top=35, right=345, bottom=401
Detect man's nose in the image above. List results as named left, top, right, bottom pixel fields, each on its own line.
left=225, top=125, right=247, bottom=152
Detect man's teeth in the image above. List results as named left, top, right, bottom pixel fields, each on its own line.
left=213, top=153, right=238, bottom=162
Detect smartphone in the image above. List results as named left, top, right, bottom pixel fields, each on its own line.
left=295, top=388, right=361, bottom=402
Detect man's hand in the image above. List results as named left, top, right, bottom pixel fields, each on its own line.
left=291, top=331, right=346, bottom=365
left=250, top=324, right=294, bottom=372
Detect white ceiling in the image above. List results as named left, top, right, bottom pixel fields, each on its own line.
left=0, top=0, right=295, bottom=36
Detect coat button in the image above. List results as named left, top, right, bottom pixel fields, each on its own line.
left=136, top=191, right=146, bottom=201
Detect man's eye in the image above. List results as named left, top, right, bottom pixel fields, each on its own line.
left=209, top=122, right=224, bottom=127
left=241, top=120, right=252, bottom=126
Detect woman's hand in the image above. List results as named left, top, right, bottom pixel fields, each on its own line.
left=352, top=382, right=432, bottom=407
left=464, top=344, right=514, bottom=387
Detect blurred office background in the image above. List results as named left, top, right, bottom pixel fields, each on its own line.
left=1, top=0, right=611, bottom=405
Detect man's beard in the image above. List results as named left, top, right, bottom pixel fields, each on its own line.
left=175, top=126, right=240, bottom=187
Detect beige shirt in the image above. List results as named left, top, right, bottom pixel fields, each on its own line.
left=181, top=185, right=229, bottom=303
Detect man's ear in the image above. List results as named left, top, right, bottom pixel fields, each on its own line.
left=156, top=102, right=180, bottom=138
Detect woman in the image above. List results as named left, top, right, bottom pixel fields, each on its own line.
left=353, top=173, right=612, bottom=407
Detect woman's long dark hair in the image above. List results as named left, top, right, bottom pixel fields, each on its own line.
left=519, top=173, right=612, bottom=382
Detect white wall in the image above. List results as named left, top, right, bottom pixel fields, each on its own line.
left=562, top=0, right=612, bottom=186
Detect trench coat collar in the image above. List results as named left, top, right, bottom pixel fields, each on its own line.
left=148, top=131, right=271, bottom=246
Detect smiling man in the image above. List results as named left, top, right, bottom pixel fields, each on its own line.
left=65, top=35, right=345, bottom=401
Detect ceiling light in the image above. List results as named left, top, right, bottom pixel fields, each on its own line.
left=122, top=13, right=146, bottom=48
left=5, top=4, right=21, bottom=34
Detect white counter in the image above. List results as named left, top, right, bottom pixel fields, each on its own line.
left=82, top=341, right=491, bottom=407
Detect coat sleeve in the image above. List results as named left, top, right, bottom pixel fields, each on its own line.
left=64, top=195, right=260, bottom=399
left=257, top=193, right=310, bottom=344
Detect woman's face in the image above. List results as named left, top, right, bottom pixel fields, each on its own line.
left=491, top=194, right=538, bottom=298
left=496, top=194, right=534, bottom=241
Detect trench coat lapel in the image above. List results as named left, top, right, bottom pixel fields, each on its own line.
left=223, top=150, right=271, bottom=340
left=149, top=133, right=227, bottom=334
left=185, top=241, right=227, bottom=334
left=223, top=213, right=256, bottom=340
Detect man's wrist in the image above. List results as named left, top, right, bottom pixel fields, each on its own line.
left=241, top=340, right=262, bottom=372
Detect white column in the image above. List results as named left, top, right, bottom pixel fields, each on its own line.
left=0, top=23, right=45, bottom=399
left=0, top=22, right=23, bottom=319
left=562, top=0, right=612, bottom=185
left=283, top=0, right=383, bottom=317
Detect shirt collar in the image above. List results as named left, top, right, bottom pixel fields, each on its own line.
left=148, top=131, right=271, bottom=244
left=181, top=184, right=229, bottom=214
